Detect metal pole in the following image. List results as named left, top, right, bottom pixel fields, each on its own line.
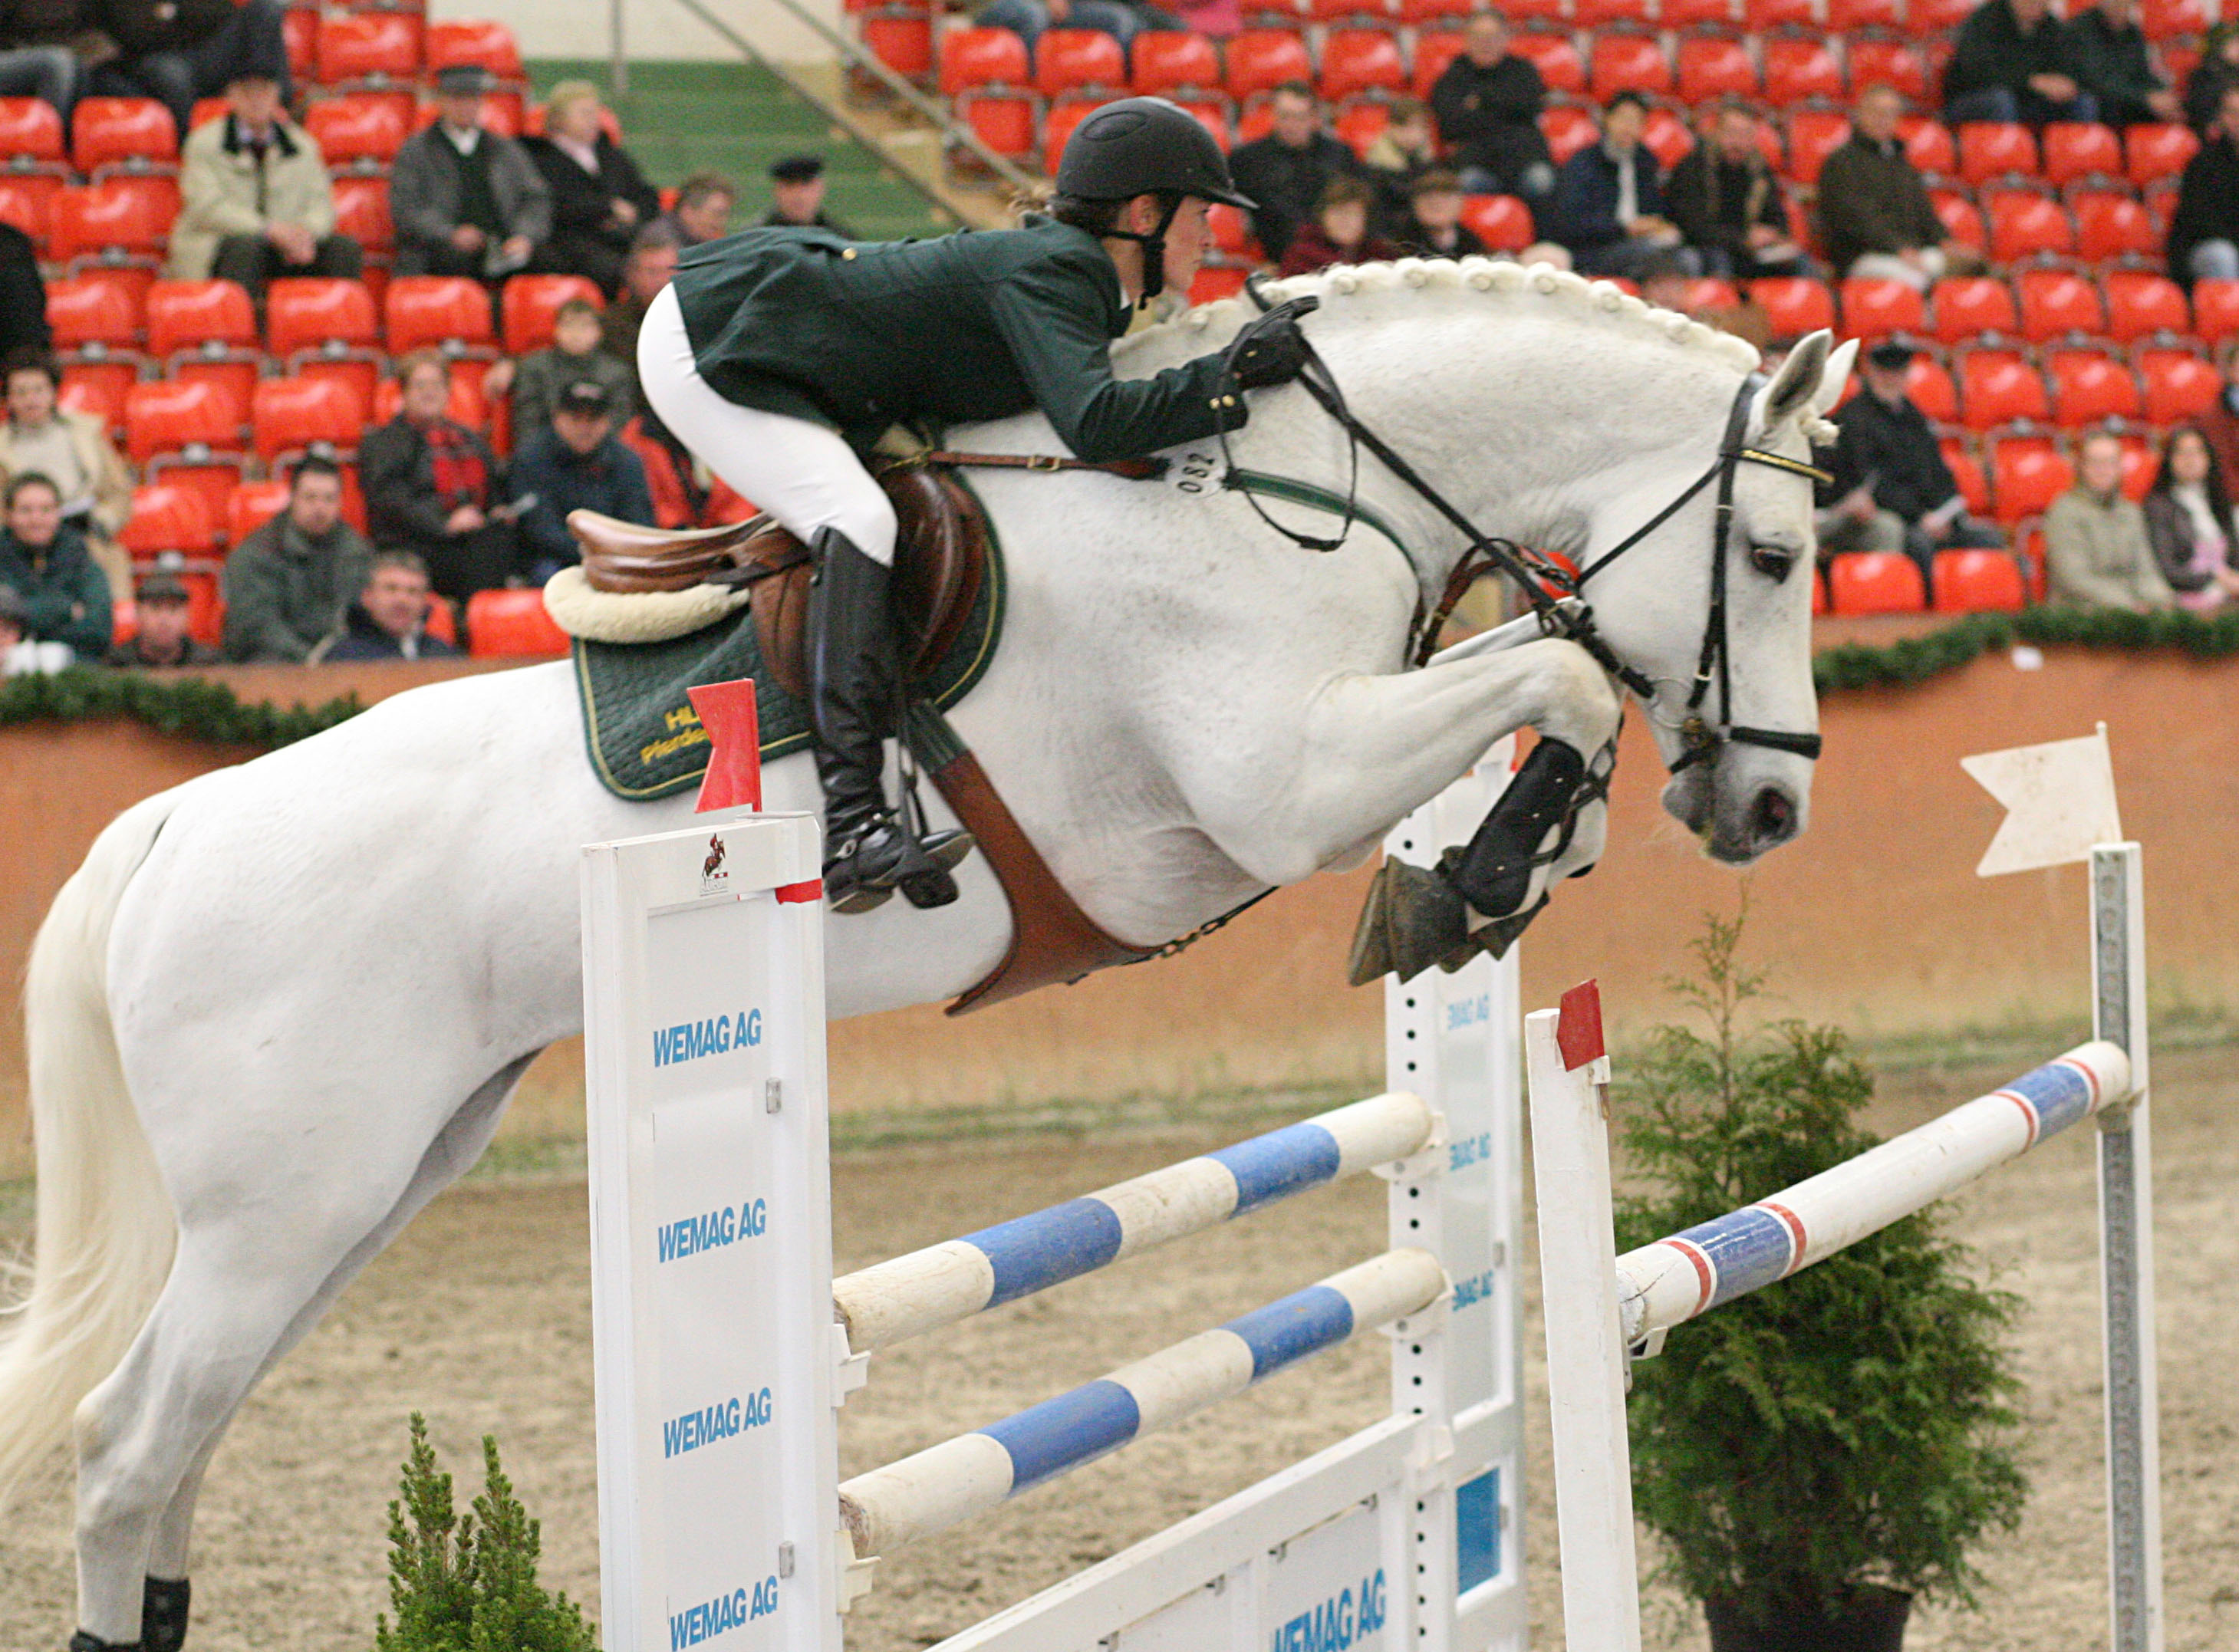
left=609, top=0, right=627, bottom=95
left=2091, top=843, right=2164, bottom=1652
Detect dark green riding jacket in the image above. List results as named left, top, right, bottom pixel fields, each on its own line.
left=669, top=217, right=1243, bottom=462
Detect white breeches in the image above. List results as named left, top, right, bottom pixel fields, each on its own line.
left=637, top=283, right=899, bottom=564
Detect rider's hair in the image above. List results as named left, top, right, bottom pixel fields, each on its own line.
left=1050, top=192, right=1181, bottom=239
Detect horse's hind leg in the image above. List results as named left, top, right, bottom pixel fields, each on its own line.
left=73, top=1056, right=534, bottom=1652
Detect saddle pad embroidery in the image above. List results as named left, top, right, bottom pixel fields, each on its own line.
left=571, top=523, right=1006, bottom=802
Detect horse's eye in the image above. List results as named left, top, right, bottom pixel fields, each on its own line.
left=1750, top=544, right=1797, bottom=581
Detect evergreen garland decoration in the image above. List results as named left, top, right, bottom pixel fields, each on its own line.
left=0, top=666, right=364, bottom=749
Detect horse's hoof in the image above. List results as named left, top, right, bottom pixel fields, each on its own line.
left=1435, top=896, right=1549, bottom=972
left=143, top=1577, right=190, bottom=1652
left=1381, top=857, right=1471, bottom=983
left=1345, top=863, right=1397, bottom=986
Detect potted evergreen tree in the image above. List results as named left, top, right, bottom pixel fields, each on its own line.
left=1612, top=916, right=2030, bottom=1652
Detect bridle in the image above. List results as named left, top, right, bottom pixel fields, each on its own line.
left=1220, top=281, right=1832, bottom=777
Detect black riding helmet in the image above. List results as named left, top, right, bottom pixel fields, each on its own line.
left=1055, top=96, right=1255, bottom=299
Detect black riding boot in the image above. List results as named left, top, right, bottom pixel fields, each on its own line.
left=807, top=528, right=972, bottom=913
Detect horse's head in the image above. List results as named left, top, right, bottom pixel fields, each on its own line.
left=1582, top=329, right=1856, bottom=865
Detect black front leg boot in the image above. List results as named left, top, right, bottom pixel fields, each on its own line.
left=1438, top=736, right=1588, bottom=920
left=143, top=1578, right=190, bottom=1652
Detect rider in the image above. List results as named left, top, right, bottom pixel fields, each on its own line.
left=640, top=97, right=1314, bottom=913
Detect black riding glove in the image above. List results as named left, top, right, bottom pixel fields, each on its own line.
left=1227, top=298, right=1319, bottom=391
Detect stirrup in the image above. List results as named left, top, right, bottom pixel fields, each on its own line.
left=824, top=817, right=975, bottom=915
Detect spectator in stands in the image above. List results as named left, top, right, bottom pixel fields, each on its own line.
left=1943, top=0, right=2096, bottom=127
left=501, top=296, right=635, bottom=441
left=1169, top=0, right=1239, bottom=36
left=760, top=154, right=854, bottom=236
left=322, top=549, right=460, bottom=662
left=1429, top=12, right=1556, bottom=212
left=109, top=564, right=218, bottom=667
left=522, top=81, right=662, bottom=299
left=0, top=349, right=131, bottom=601
left=1821, top=341, right=2000, bottom=578
left=2142, top=425, right=2239, bottom=610
left=1279, top=175, right=1404, bottom=275
left=2202, top=340, right=2239, bottom=479
left=1394, top=171, right=1487, bottom=260
left=2168, top=84, right=2239, bottom=285
left=0, top=0, right=80, bottom=121
left=510, top=380, right=653, bottom=584
left=0, top=472, right=108, bottom=661
left=2046, top=430, right=2174, bottom=609
left=0, top=584, right=48, bottom=674
left=391, top=64, right=553, bottom=283
left=604, top=222, right=683, bottom=380
left=1362, top=100, right=1438, bottom=236
left=1816, top=85, right=1969, bottom=291
left=2067, top=0, right=2178, bottom=128
left=0, top=220, right=46, bottom=363
left=1548, top=91, right=1692, bottom=280
left=220, top=453, right=371, bottom=663
left=976, top=0, right=1153, bottom=60
left=1666, top=100, right=1809, bottom=281
left=2185, top=21, right=2239, bottom=133
left=361, top=351, right=514, bottom=604
left=169, top=67, right=359, bottom=301
left=1635, top=248, right=1770, bottom=346
left=87, top=0, right=291, bottom=140
left=1229, top=83, right=1358, bottom=264
left=663, top=169, right=737, bottom=247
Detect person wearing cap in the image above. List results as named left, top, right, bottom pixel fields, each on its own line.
left=84, top=0, right=291, bottom=140
left=509, top=377, right=653, bottom=584
left=522, top=81, right=662, bottom=298
left=110, top=564, right=220, bottom=668
left=222, top=453, right=372, bottom=662
left=645, top=94, right=1310, bottom=913
left=759, top=154, right=853, bottom=237
left=1228, top=83, right=1359, bottom=263
left=1819, top=340, right=2001, bottom=577
left=0, top=470, right=109, bottom=662
left=169, top=66, right=360, bottom=298
left=390, top=63, right=552, bottom=282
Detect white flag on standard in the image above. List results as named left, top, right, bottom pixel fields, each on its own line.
left=1961, top=725, right=2123, bottom=878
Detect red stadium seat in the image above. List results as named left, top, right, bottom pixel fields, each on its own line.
left=226, top=478, right=291, bottom=543
left=173, top=355, right=255, bottom=429
left=45, top=272, right=143, bottom=350
left=2102, top=271, right=2188, bottom=344
left=385, top=276, right=496, bottom=353
left=252, top=375, right=362, bottom=461
left=282, top=5, right=315, bottom=77
left=466, top=588, right=569, bottom=657
left=1403, top=0, right=1490, bottom=18
left=1825, top=0, right=1904, bottom=28
left=144, top=279, right=255, bottom=359
left=1784, top=110, right=1849, bottom=186
left=1930, top=189, right=1987, bottom=254
left=1042, top=97, right=1098, bottom=173
left=59, top=361, right=133, bottom=435
left=1956, top=121, right=2037, bottom=185
left=1904, top=355, right=1961, bottom=423
left=1414, top=31, right=1470, bottom=97
left=1322, top=29, right=1408, bottom=100
left=1661, top=0, right=1735, bottom=26
left=1226, top=31, right=1314, bottom=99
left=940, top=26, right=1030, bottom=93
left=502, top=274, right=604, bottom=355
left=124, top=377, right=236, bottom=463
left=2192, top=278, right=2239, bottom=345
left=1839, top=277, right=1925, bottom=338
left=2136, top=347, right=2219, bottom=423
left=1677, top=38, right=1758, bottom=103
left=315, top=11, right=423, bottom=82
left=0, top=173, right=59, bottom=239
left=116, top=482, right=216, bottom=560
left=1035, top=28, right=1125, bottom=96
left=2040, top=122, right=2122, bottom=186
left=1908, top=0, right=1974, bottom=34
left=266, top=277, right=379, bottom=357
left=860, top=9, right=933, bottom=81
left=2070, top=190, right=2160, bottom=263
left=1510, top=32, right=1585, bottom=97
left=2015, top=268, right=2106, bottom=341
left=1845, top=41, right=1929, bottom=101
left=1984, top=192, right=2076, bottom=262
left=1641, top=106, right=1692, bottom=170
left=1761, top=41, right=1842, bottom=106
left=330, top=174, right=393, bottom=254
left=955, top=89, right=1037, bottom=157
left=1931, top=548, right=2027, bottom=612
left=71, top=97, right=176, bottom=174
left=2140, top=0, right=2208, bottom=39
left=1943, top=438, right=1991, bottom=514
left=304, top=90, right=413, bottom=165
left=1827, top=551, right=1925, bottom=614
left=1131, top=31, right=1221, bottom=94
left=2123, top=123, right=2197, bottom=188
left=1572, top=0, right=1651, bottom=24
left=1752, top=277, right=1837, bottom=338
left=1461, top=194, right=1535, bottom=252
left=1989, top=436, right=2069, bottom=521
left=1210, top=203, right=1260, bottom=258
left=0, top=95, right=64, bottom=162
left=1930, top=276, right=2018, bottom=343
left=1957, top=349, right=2050, bottom=429
left=1741, top=0, right=1814, bottom=28
left=1588, top=35, right=1671, bottom=100
left=1900, top=117, right=1957, bottom=176
left=1332, top=100, right=1388, bottom=156
left=48, top=176, right=179, bottom=262
left=2045, top=348, right=2142, bottom=425
left=1539, top=104, right=1599, bottom=163
left=423, top=19, right=525, bottom=81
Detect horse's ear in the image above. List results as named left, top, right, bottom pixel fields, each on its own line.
left=1753, top=330, right=1832, bottom=434
left=1813, top=337, right=1860, bottom=418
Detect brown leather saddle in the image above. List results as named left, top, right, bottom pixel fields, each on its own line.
left=569, top=459, right=1157, bottom=1014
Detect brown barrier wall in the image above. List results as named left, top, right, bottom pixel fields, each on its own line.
left=5, top=648, right=2234, bottom=1170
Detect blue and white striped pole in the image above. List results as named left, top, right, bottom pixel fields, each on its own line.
left=834, top=1092, right=1436, bottom=1353
left=837, top=1247, right=1449, bottom=1558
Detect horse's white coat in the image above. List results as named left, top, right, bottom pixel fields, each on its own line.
left=0, top=260, right=1852, bottom=1643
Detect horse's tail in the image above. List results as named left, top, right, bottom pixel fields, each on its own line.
left=0, top=788, right=183, bottom=1508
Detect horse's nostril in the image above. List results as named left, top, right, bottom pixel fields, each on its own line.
left=1751, top=786, right=1796, bottom=843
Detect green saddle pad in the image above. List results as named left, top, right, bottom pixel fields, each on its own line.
left=571, top=537, right=1006, bottom=803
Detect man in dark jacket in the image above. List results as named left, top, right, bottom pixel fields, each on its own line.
left=2169, top=83, right=2239, bottom=285
left=759, top=154, right=854, bottom=236
left=1666, top=101, right=1809, bottom=280
left=390, top=64, right=553, bottom=281
left=0, top=0, right=79, bottom=120
left=108, top=565, right=219, bottom=667
left=1430, top=12, right=1555, bottom=209
left=2068, top=0, right=2180, bottom=127
left=1227, top=83, right=1358, bottom=263
left=0, top=470, right=108, bottom=660
left=1819, top=341, right=2001, bottom=578
left=323, top=551, right=462, bottom=661
left=1548, top=91, right=1692, bottom=279
left=87, top=0, right=292, bottom=140
left=0, top=222, right=48, bottom=364
left=509, top=380, right=654, bottom=582
left=1815, top=85, right=1957, bottom=288
left=221, top=454, right=373, bottom=661
left=1943, top=0, right=2096, bottom=127
left=360, top=351, right=515, bottom=602
left=520, top=81, right=662, bottom=297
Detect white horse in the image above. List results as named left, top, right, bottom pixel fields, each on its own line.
left=2, top=258, right=1852, bottom=1651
